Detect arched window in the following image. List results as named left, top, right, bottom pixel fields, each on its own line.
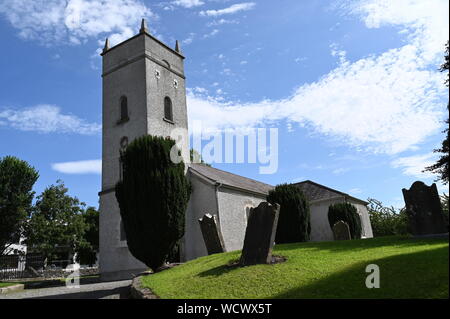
left=164, top=96, right=173, bottom=122
left=119, top=96, right=128, bottom=122
left=162, top=59, right=171, bottom=69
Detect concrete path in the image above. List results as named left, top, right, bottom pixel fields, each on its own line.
left=0, top=280, right=132, bottom=299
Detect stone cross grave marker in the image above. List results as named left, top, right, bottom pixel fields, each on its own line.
left=402, top=181, right=448, bottom=235
left=332, top=221, right=351, bottom=240
left=239, top=202, right=280, bottom=266
left=198, top=214, right=226, bottom=255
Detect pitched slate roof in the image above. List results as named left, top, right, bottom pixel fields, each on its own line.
left=188, top=163, right=274, bottom=196
left=293, top=180, right=368, bottom=205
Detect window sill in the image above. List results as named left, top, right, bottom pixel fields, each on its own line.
left=163, top=117, right=175, bottom=124
left=116, top=117, right=129, bottom=125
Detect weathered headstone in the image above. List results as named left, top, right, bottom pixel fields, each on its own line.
left=239, top=202, right=280, bottom=266
left=402, top=181, right=448, bottom=236
left=198, top=214, right=226, bottom=255
left=332, top=221, right=351, bottom=241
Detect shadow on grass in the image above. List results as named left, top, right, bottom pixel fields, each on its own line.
left=273, top=236, right=449, bottom=254
left=273, top=246, right=449, bottom=299
left=197, top=259, right=241, bottom=278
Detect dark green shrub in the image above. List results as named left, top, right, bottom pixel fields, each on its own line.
left=267, top=184, right=310, bottom=243
left=328, top=202, right=362, bottom=239
left=115, top=135, right=191, bottom=271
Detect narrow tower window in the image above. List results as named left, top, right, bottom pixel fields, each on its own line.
left=120, top=220, right=126, bottom=242
left=119, top=96, right=129, bottom=123
left=164, top=96, right=173, bottom=122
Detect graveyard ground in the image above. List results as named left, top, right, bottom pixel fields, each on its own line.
left=0, top=282, right=19, bottom=288
left=141, top=236, right=448, bottom=299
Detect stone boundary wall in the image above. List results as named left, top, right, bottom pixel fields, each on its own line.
left=130, top=273, right=159, bottom=299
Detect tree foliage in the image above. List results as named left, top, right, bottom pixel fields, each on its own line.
left=76, top=207, right=99, bottom=266
left=25, top=180, right=88, bottom=262
left=327, top=202, right=362, bottom=239
left=115, top=135, right=191, bottom=271
left=367, top=198, right=409, bottom=237
left=267, top=184, right=310, bottom=243
left=0, top=156, right=39, bottom=256
left=441, top=193, right=449, bottom=225
left=190, top=149, right=211, bottom=167
left=424, top=41, right=449, bottom=184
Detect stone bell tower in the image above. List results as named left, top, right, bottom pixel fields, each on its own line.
left=99, top=19, right=189, bottom=280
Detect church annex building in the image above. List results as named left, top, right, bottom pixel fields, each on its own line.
left=98, top=21, right=373, bottom=280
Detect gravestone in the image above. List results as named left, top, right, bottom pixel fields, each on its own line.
left=239, top=202, right=280, bottom=266
left=332, top=221, right=351, bottom=240
left=402, top=181, right=448, bottom=236
left=198, top=214, right=226, bottom=255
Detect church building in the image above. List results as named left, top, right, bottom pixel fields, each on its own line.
left=99, top=20, right=373, bottom=280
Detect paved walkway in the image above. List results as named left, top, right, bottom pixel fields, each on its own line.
left=0, top=280, right=132, bottom=299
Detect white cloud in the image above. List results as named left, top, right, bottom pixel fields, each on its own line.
left=348, top=188, right=363, bottom=194
left=187, top=0, right=448, bottom=154
left=172, top=0, right=204, bottom=8
left=192, top=87, right=208, bottom=94
left=0, top=0, right=156, bottom=46
left=294, top=57, right=307, bottom=63
left=182, top=32, right=195, bottom=45
left=203, top=29, right=219, bottom=38
left=206, top=19, right=239, bottom=27
left=333, top=168, right=350, bottom=175
left=0, top=105, right=101, bottom=135
left=52, top=159, right=101, bottom=174
left=200, top=2, right=256, bottom=17
left=345, top=0, right=448, bottom=62
left=391, top=153, right=437, bottom=178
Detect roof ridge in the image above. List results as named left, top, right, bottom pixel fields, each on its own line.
left=293, top=180, right=346, bottom=196
left=189, top=163, right=273, bottom=187
left=294, top=180, right=368, bottom=205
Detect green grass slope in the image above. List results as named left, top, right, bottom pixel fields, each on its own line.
left=141, top=236, right=448, bottom=299
left=0, top=282, right=20, bottom=288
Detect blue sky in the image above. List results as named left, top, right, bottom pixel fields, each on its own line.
left=0, top=0, right=448, bottom=209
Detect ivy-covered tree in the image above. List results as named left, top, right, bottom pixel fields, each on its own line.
left=328, top=202, right=362, bottom=239
left=115, top=135, right=191, bottom=271
left=267, top=184, right=310, bottom=243
left=0, top=156, right=39, bottom=256
left=424, top=41, right=449, bottom=184
left=25, top=180, right=88, bottom=262
left=441, top=194, right=449, bottom=225
left=367, top=198, right=408, bottom=237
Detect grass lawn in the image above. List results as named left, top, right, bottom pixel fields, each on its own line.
left=0, top=282, right=20, bottom=288
left=141, top=236, right=449, bottom=299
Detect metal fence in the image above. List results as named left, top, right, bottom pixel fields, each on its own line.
left=0, top=254, right=47, bottom=280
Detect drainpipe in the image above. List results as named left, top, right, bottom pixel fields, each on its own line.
left=214, top=182, right=223, bottom=229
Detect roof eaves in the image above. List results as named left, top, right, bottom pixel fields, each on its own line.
left=295, top=180, right=368, bottom=205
